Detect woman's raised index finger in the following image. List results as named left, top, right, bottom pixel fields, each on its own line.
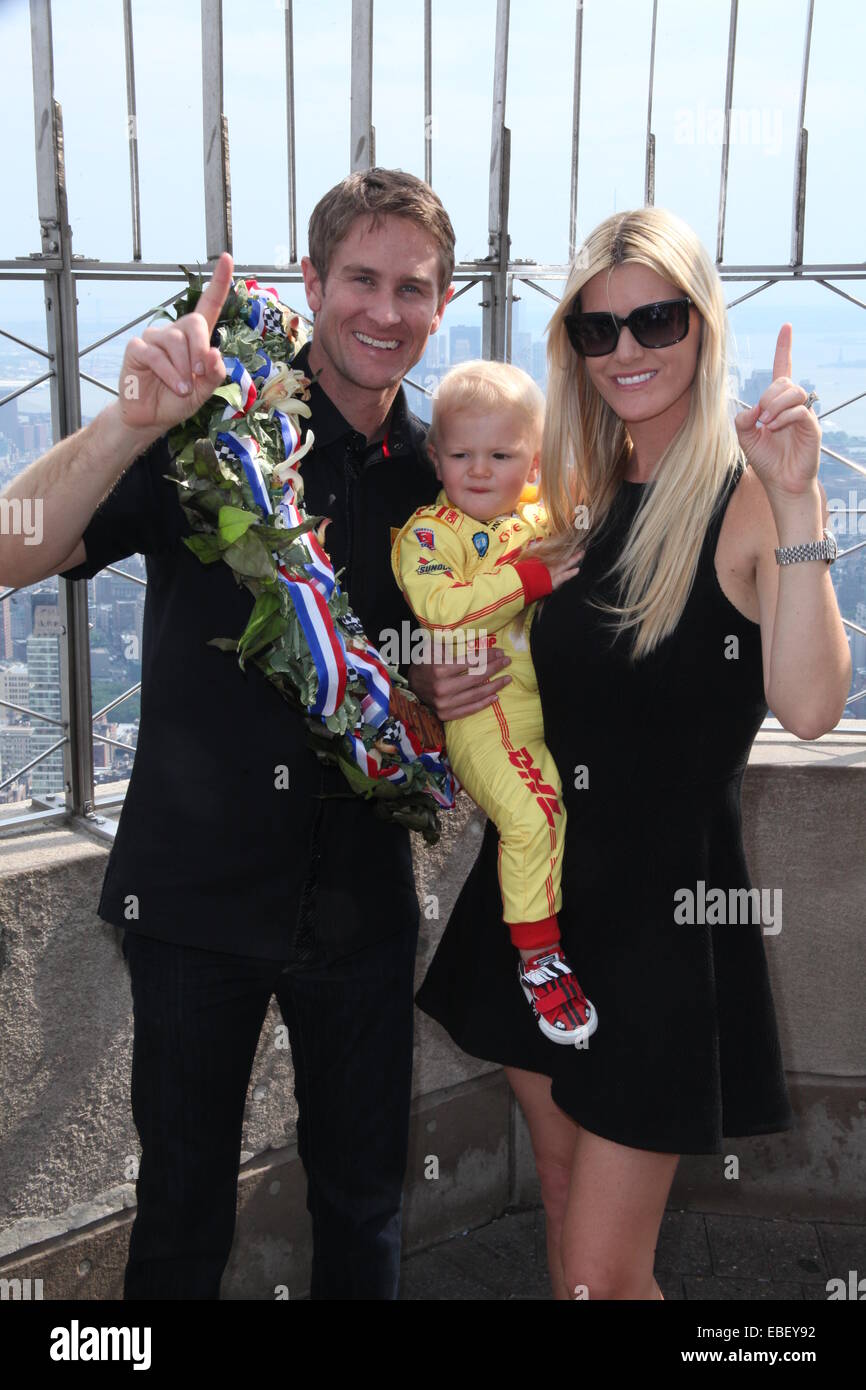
left=772, top=323, right=793, bottom=382
left=196, top=252, right=234, bottom=333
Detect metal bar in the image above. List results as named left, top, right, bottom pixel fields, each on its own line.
left=819, top=445, right=866, bottom=479
left=644, top=0, right=658, bottom=206
left=70, top=812, right=118, bottom=844
left=485, top=0, right=510, bottom=361
left=517, top=276, right=564, bottom=304
left=92, top=683, right=142, bottom=722
left=444, top=279, right=480, bottom=304
left=816, top=389, right=866, bottom=420
left=122, top=0, right=142, bottom=261
left=817, top=279, right=866, bottom=312
left=92, top=731, right=138, bottom=753
left=0, top=588, right=21, bottom=603
left=0, top=735, right=68, bottom=793
left=725, top=280, right=775, bottom=310
left=29, top=0, right=62, bottom=260
left=350, top=0, right=374, bottom=172
left=488, top=0, right=509, bottom=253
left=0, top=326, right=52, bottom=358
left=78, top=294, right=180, bottom=358
left=104, top=565, right=147, bottom=588
left=202, top=0, right=232, bottom=258
left=3, top=258, right=863, bottom=282
left=78, top=370, right=118, bottom=398
left=29, top=0, right=95, bottom=820
left=716, top=0, right=739, bottom=264
left=0, top=696, right=65, bottom=726
left=836, top=538, right=866, bottom=561
left=568, top=0, right=584, bottom=261
left=283, top=0, right=298, bottom=265
left=790, top=0, right=815, bottom=268
left=0, top=805, right=71, bottom=832
left=844, top=688, right=866, bottom=706
left=0, top=372, right=54, bottom=409
left=424, top=0, right=432, bottom=185
left=403, top=374, right=434, bottom=398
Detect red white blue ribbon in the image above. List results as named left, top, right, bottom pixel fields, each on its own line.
left=277, top=569, right=347, bottom=718
left=222, top=355, right=257, bottom=415
left=212, top=285, right=455, bottom=808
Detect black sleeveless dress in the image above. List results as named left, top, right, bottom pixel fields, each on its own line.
left=416, top=464, right=794, bottom=1154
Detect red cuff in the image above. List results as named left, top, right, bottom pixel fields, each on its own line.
left=514, top=557, right=553, bottom=604
left=507, top=915, right=560, bottom=950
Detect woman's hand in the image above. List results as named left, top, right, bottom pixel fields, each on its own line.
left=734, top=324, right=821, bottom=502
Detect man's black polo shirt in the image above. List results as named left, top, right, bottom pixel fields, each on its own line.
left=63, top=341, right=440, bottom=961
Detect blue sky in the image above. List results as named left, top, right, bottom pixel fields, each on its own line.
left=2, top=0, right=865, bottom=427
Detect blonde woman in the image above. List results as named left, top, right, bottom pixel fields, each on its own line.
left=416, top=206, right=850, bottom=1300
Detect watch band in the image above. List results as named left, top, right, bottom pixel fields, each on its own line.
left=775, top=532, right=837, bottom=566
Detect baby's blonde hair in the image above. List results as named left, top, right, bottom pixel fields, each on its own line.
left=427, top=359, right=544, bottom=453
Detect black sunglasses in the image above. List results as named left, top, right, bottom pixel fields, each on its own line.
left=564, top=297, right=692, bottom=357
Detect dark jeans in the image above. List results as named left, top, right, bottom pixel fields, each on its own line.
left=121, top=922, right=418, bottom=1300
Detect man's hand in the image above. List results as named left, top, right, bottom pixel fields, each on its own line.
left=406, top=647, right=512, bottom=722
left=118, top=252, right=234, bottom=436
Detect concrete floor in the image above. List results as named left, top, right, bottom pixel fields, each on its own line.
left=399, top=1205, right=866, bottom=1300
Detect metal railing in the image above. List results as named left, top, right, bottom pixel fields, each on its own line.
left=0, top=0, right=863, bottom=839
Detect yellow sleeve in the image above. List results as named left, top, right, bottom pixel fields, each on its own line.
left=392, top=512, right=552, bottom=635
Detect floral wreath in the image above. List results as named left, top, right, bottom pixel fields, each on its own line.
left=161, top=273, right=456, bottom=843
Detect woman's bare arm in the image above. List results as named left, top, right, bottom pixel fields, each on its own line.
left=735, top=326, right=851, bottom=739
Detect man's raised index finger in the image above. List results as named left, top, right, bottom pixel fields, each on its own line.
left=772, top=322, right=793, bottom=381
left=196, top=252, right=234, bottom=334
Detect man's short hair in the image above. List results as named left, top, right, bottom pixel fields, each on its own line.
left=308, top=167, right=456, bottom=301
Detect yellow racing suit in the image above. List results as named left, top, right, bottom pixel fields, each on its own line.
left=391, top=490, right=564, bottom=949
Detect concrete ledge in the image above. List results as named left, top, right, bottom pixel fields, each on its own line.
left=0, top=737, right=863, bottom=1296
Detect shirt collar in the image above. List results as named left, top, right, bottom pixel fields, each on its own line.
left=292, top=339, right=423, bottom=459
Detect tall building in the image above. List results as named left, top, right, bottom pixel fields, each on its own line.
left=531, top=338, right=548, bottom=387
left=0, top=663, right=29, bottom=724
left=0, top=724, right=33, bottom=794
left=0, top=599, right=13, bottom=661
left=0, top=398, right=19, bottom=448
left=26, top=631, right=64, bottom=797
left=512, top=330, right=532, bottom=374
left=449, top=324, right=481, bottom=364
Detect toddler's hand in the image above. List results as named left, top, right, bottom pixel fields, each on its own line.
left=546, top=548, right=584, bottom=591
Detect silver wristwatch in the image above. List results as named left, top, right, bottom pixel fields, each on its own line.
left=775, top=528, right=838, bottom=566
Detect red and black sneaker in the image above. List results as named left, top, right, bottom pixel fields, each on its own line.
left=518, top=947, right=598, bottom=1046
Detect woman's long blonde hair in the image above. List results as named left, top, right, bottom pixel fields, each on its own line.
left=539, top=206, right=741, bottom=659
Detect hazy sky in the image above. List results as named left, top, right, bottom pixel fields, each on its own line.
left=2, top=0, right=865, bottom=424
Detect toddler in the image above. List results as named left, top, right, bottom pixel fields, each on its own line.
left=391, top=361, right=597, bottom=1046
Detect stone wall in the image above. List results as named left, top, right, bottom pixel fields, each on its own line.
left=0, top=733, right=863, bottom=1299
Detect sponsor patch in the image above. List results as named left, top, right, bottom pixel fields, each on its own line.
left=416, top=560, right=453, bottom=576
left=414, top=527, right=435, bottom=550
left=435, top=505, right=463, bottom=531
left=472, top=531, right=489, bottom=557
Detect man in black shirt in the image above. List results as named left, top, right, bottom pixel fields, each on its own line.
left=0, top=169, right=510, bottom=1299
